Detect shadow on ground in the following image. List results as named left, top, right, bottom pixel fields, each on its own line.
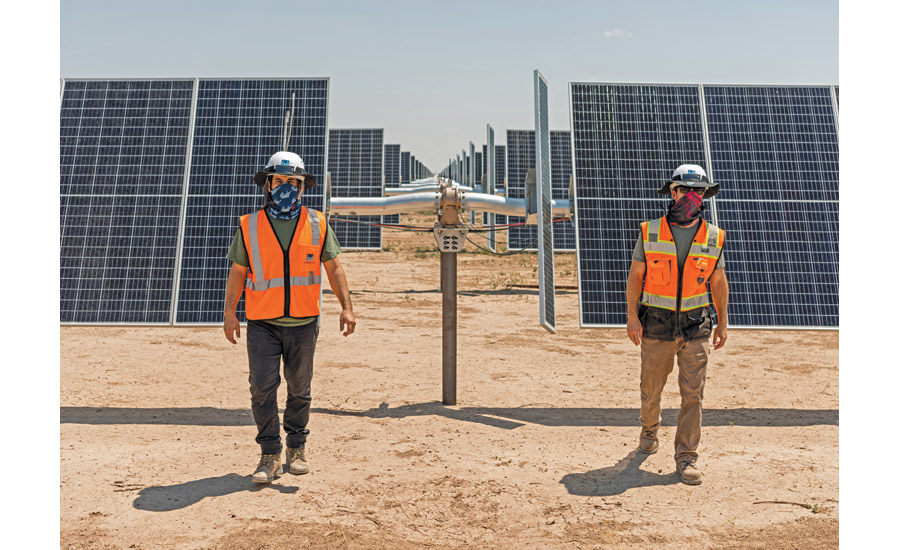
left=132, top=473, right=298, bottom=512
left=560, top=450, right=680, bottom=496
left=62, top=402, right=838, bottom=429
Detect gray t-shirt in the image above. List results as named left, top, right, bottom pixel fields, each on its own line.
left=633, top=222, right=724, bottom=271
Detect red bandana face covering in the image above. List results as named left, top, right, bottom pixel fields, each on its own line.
left=667, top=190, right=703, bottom=225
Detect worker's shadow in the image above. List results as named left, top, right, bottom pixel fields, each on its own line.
left=560, top=449, right=679, bottom=497
left=133, top=473, right=298, bottom=512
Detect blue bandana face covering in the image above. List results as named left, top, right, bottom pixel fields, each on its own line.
left=268, top=182, right=302, bottom=219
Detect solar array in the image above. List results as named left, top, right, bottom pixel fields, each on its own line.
left=506, top=130, right=574, bottom=251
left=570, top=82, right=839, bottom=328
left=328, top=128, right=385, bottom=250
left=61, top=78, right=330, bottom=325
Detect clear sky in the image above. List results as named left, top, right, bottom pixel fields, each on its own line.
left=61, top=0, right=838, bottom=172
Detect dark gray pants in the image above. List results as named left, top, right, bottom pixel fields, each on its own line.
left=246, top=320, right=318, bottom=455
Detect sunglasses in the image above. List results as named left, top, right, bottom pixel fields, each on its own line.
left=673, top=185, right=702, bottom=195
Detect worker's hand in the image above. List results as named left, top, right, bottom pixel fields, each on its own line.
left=340, top=308, right=356, bottom=337
left=626, top=316, right=642, bottom=346
left=712, top=324, right=727, bottom=350
left=224, top=313, right=241, bottom=345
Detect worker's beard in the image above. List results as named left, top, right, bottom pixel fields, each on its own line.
left=667, top=191, right=703, bottom=226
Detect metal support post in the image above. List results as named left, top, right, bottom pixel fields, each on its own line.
left=441, top=251, right=457, bottom=405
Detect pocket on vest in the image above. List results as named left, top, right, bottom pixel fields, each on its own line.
left=647, top=258, right=673, bottom=285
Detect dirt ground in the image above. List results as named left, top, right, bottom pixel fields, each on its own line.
left=60, top=212, right=839, bottom=549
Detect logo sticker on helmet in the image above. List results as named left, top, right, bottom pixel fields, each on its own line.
left=281, top=159, right=290, bottom=165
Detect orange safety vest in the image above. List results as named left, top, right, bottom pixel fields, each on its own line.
left=640, top=217, right=725, bottom=312
left=240, top=207, right=327, bottom=320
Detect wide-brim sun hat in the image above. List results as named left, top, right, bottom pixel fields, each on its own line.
left=253, top=151, right=318, bottom=188
left=656, top=163, right=719, bottom=198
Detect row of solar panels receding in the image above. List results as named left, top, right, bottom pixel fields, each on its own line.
left=571, top=83, right=839, bottom=328
left=61, top=78, right=329, bottom=325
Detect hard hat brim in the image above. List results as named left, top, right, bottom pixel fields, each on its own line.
left=253, top=171, right=318, bottom=188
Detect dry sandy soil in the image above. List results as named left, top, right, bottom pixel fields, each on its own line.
left=61, top=213, right=838, bottom=549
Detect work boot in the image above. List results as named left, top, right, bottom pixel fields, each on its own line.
left=285, top=446, right=310, bottom=475
left=639, top=427, right=659, bottom=454
left=251, top=453, right=282, bottom=483
left=677, top=460, right=702, bottom=485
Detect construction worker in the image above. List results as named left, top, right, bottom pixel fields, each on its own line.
left=625, top=164, right=728, bottom=486
left=223, top=151, right=356, bottom=483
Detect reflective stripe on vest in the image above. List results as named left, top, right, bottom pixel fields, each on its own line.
left=640, top=217, right=724, bottom=312
left=240, top=207, right=326, bottom=320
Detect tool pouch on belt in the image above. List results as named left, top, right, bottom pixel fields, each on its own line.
left=639, top=305, right=675, bottom=340
left=639, top=304, right=712, bottom=341
left=679, top=306, right=713, bottom=341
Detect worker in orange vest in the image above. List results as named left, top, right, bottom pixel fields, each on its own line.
left=625, top=164, right=729, bottom=486
left=223, top=151, right=356, bottom=483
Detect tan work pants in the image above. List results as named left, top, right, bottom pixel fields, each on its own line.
left=640, top=336, right=709, bottom=463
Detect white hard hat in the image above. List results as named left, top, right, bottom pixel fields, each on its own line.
left=253, top=151, right=317, bottom=188
left=656, top=164, right=719, bottom=198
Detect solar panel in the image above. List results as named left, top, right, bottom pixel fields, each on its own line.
left=550, top=131, right=576, bottom=250
left=703, top=85, right=839, bottom=327
left=469, top=142, right=476, bottom=223
left=384, top=143, right=400, bottom=185
left=327, top=128, right=384, bottom=250
left=175, top=78, right=329, bottom=324
left=534, top=70, right=555, bottom=333
left=382, top=144, right=401, bottom=225
left=400, top=151, right=411, bottom=183
left=475, top=151, right=483, bottom=188
left=60, top=79, right=195, bottom=324
left=495, top=145, right=507, bottom=227
left=570, top=83, right=707, bottom=326
left=506, top=129, right=535, bottom=250
left=507, top=130, right=574, bottom=250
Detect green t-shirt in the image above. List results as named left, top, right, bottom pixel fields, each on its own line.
left=633, top=222, right=725, bottom=271
left=227, top=210, right=342, bottom=327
